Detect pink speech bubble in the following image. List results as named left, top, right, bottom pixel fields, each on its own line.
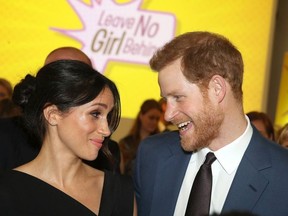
left=51, top=0, right=176, bottom=73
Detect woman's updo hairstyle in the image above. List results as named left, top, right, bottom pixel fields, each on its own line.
left=12, top=60, right=121, bottom=145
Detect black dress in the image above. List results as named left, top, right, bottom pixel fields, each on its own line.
left=0, top=170, right=134, bottom=216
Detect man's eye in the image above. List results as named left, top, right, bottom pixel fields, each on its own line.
left=174, top=95, right=182, bottom=101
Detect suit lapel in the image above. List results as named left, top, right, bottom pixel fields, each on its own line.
left=150, top=136, right=192, bottom=216
left=222, top=129, right=271, bottom=212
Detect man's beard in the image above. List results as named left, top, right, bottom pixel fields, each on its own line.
left=181, top=101, right=224, bottom=152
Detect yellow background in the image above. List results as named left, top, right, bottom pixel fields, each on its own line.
left=0, top=0, right=276, bottom=119
left=275, top=52, right=288, bottom=128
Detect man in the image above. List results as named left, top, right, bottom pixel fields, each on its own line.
left=1, top=47, right=121, bottom=173
left=134, top=31, right=288, bottom=216
left=44, top=46, right=92, bottom=66
left=158, top=97, right=178, bottom=132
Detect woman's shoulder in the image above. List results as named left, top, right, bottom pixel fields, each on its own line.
left=0, top=170, right=33, bottom=202
left=100, top=171, right=134, bottom=215
left=0, top=170, right=23, bottom=185
left=103, top=170, right=134, bottom=197
left=104, top=170, right=132, bottom=185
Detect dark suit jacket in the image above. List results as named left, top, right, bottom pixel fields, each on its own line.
left=0, top=117, right=39, bottom=172
left=134, top=128, right=288, bottom=216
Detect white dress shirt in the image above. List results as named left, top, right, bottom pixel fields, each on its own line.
left=173, top=116, right=253, bottom=216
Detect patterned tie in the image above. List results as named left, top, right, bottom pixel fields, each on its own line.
left=185, top=152, right=217, bottom=216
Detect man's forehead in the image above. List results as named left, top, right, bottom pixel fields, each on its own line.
left=44, top=48, right=92, bottom=66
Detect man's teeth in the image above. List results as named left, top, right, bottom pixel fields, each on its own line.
left=178, top=121, right=191, bottom=130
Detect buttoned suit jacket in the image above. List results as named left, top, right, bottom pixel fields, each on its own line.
left=134, top=128, right=288, bottom=216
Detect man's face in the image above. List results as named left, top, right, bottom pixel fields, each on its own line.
left=158, top=59, right=224, bottom=151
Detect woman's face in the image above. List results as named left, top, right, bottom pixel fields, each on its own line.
left=251, top=119, right=271, bottom=140
left=53, top=87, right=114, bottom=161
left=281, top=140, right=288, bottom=148
left=0, top=85, right=10, bottom=100
left=140, top=108, right=162, bottom=134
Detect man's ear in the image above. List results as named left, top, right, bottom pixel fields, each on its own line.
left=43, top=105, right=60, bottom=126
left=209, top=75, right=226, bottom=103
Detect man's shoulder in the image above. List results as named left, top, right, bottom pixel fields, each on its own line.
left=143, top=130, right=180, bottom=145
left=138, top=130, right=182, bottom=156
left=266, top=140, right=288, bottom=163
left=248, top=131, right=288, bottom=167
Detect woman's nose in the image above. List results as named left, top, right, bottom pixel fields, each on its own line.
left=99, top=121, right=111, bottom=138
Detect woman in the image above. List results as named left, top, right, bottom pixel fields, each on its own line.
left=277, top=123, right=288, bottom=148
left=0, top=78, right=13, bottom=101
left=119, top=99, right=162, bottom=175
left=246, top=111, right=275, bottom=141
left=0, top=60, right=136, bottom=216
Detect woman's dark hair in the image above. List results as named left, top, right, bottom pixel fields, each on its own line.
left=12, top=60, right=121, bottom=148
left=128, top=99, right=162, bottom=141
left=247, top=111, right=275, bottom=141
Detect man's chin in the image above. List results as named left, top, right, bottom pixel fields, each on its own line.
left=180, top=140, right=197, bottom=152
left=181, top=137, right=209, bottom=152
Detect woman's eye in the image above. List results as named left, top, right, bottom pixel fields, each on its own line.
left=91, top=111, right=101, bottom=118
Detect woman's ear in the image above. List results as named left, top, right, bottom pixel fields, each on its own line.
left=209, top=75, right=226, bottom=103
left=43, top=105, right=60, bottom=126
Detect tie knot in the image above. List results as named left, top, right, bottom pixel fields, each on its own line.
left=204, top=152, right=216, bottom=166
